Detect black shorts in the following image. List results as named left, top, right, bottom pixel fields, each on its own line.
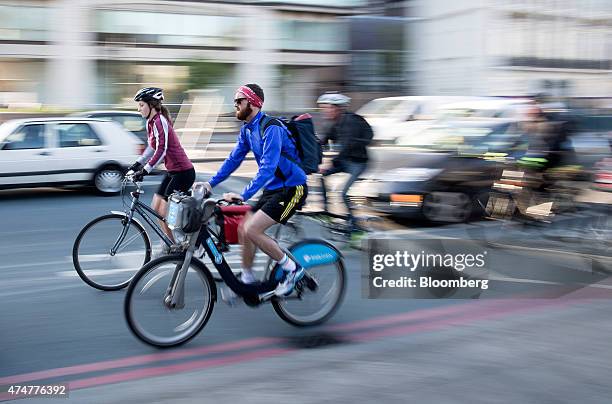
left=252, top=185, right=308, bottom=224
left=156, top=168, right=196, bottom=200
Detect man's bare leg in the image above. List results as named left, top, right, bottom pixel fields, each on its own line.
left=239, top=212, right=257, bottom=276
left=243, top=210, right=284, bottom=261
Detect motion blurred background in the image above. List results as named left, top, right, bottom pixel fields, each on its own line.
left=0, top=0, right=610, bottom=110
left=1, top=2, right=612, bottom=402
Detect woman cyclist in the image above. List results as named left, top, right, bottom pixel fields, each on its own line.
left=127, top=87, right=195, bottom=254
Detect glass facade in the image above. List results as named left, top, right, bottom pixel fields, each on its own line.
left=0, top=5, right=50, bottom=42
left=277, top=20, right=348, bottom=51
left=347, top=16, right=407, bottom=92
left=95, top=10, right=242, bottom=47
left=252, top=0, right=367, bottom=7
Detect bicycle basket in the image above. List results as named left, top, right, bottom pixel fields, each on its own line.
left=167, top=193, right=203, bottom=233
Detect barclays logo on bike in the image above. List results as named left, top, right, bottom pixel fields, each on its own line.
left=303, top=253, right=334, bottom=264
left=294, top=244, right=339, bottom=267
left=206, top=238, right=223, bottom=265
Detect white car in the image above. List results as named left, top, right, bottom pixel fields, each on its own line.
left=358, top=96, right=486, bottom=144
left=435, top=98, right=533, bottom=120
left=0, top=118, right=142, bottom=194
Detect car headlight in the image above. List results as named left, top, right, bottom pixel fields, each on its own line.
left=380, top=168, right=443, bottom=182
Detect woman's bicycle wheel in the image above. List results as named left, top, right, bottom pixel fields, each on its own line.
left=272, top=240, right=346, bottom=327
left=124, top=254, right=216, bottom=347
left=73, top=213, right=152, bottom=291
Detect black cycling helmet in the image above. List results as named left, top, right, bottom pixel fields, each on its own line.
left=134, top=87, right=164, bottom=102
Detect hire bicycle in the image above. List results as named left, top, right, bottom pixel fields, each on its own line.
left=123, top=188, right=347, bottom=347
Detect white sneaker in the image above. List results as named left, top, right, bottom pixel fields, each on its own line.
left=274, top=265, right=305, bottom=296
left=221, top=271, right=257, bottom=306
left=220, top=286, right=239, bottom=307
left=240, top=271, right=257, bottom=284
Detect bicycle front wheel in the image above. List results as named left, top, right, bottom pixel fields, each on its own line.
left=124, top=254, right=216, bottom=347
left=73, top=214, right=151, bottom=291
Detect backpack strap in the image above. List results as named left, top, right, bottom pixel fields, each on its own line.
left=258, top=114, right=295, bottom=182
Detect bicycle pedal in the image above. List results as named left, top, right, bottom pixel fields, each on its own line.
left=258, top=290, right=276, bottom=302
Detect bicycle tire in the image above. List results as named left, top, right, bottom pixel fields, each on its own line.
left=272, top=240, right=346, bottom=327
left=124, top=254, right=216, bottom=347
left=73, top=213, right=152, bottom=291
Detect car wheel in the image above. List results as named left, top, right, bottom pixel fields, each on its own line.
left=422, top=192, right=472, bottom=223
left=472, top=191, right=491, bottom=219
left=94, top=165, right=124, bottom=195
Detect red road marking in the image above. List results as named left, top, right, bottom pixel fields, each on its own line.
left=0, top=337, right=281, bottom=386
left=0, top=298, right=576, bottom=400
left=325, top=301, right=480, bottom=332
left=0, top=348, right=292, bottom=402
left=1, top=304, right=485, bottom=387
left=69, top=348, right=293, bottom=390
left=349, top=299, right=570, bottom=343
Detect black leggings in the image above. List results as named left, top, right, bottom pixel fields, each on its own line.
left=156, top=168, right=196, bottom=200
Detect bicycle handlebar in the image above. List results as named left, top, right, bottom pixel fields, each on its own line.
left=122, top=174, right=143, bottom=193
left=216, top=198, right=244, bottom=206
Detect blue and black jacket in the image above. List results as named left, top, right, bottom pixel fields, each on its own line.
left=208, top=111, right=307, bottom=201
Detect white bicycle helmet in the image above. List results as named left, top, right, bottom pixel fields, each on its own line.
left=317, top=92, right=351, bottom=106
left=134, top=87, right=164, bottom=102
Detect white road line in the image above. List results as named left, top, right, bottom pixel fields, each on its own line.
left=488, top=274, right=612, bottom=290
left=0, top=260, right=69, bottom=271
left=487, top=243, right=612, bottom=262
left=0, top=284, right=82, bottom=299
left=70, top=251, right=145, bottom=262
left=55, top=259, right=270, bottom=277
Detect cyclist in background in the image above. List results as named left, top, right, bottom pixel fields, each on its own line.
left=317, top=92, right=373, bottom=232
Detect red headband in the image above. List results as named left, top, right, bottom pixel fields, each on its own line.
left=238, top=86, right=263, bottom=108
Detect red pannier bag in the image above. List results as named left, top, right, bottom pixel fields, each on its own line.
left=216, top=205, right=252, bottom=244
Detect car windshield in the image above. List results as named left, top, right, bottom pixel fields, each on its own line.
left=403, top=123, right=520, bottom=154
left=0, top=121, right=21, bottom=142
left=359, top=99, right=419, bottom=118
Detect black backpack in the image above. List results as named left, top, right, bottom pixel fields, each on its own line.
left=259, top=113, right=323, bottom=175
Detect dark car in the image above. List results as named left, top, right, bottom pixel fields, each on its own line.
left=364, top=119, right=523, bottom=222
left=71, top=111, right=147, bottom=143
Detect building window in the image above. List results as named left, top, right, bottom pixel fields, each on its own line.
left=278, top=20, right=349, bottom=52
left=95, top=10, right=241, bottom=48
left=0, top=5, right=49, bottom=42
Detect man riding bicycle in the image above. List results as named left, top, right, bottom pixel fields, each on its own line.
left=202, top=84, right=308, bottom=298
left=317, top=92, right=373, bottom=233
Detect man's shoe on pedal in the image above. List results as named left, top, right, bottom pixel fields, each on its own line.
left=275, top=264, right=305, bottom=296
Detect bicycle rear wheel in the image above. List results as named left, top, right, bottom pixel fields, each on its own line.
left=73, top=213, right=151, bottom=291
left=272, top=240, right=346, bottom=327
left=124, top=254, right=216, bottom=347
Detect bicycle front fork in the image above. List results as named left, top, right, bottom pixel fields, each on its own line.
left=164, top=232, right=199, bottom=309
left=110, top=213, right=133, bottom=256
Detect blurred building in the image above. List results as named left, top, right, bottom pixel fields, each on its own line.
left=2, top=0, right=608, bottom=110
left=0, top=0, right=387, bottom=110
left=410, top=0, right=612, bottom=97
